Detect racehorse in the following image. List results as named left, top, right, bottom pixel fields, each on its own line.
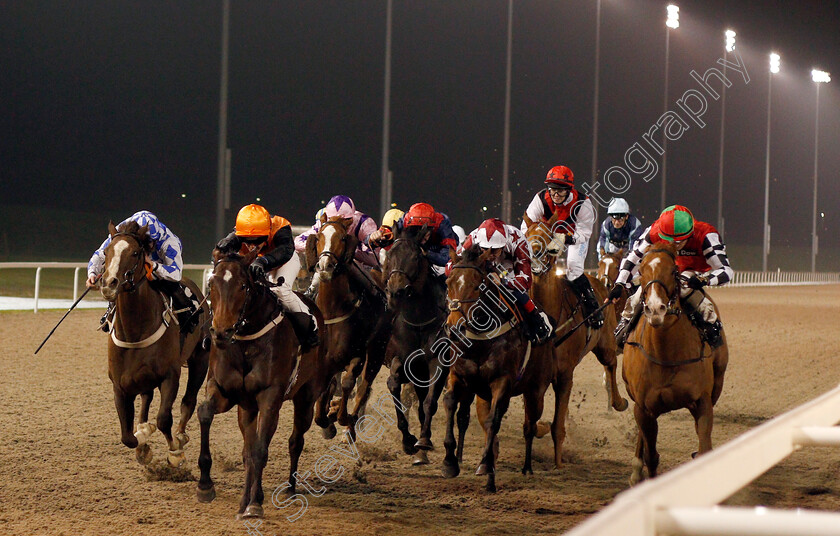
left=524, top=216, right=628, bottom=469
left=196, top=248, right=332, bottom=519
left=99, top=220, right=209, bottom=467
left=379, top=226, right=448, bottom=465
left=621, top=241, right=728, bottom=485
left=441, top=245, right=554, bottom=492
left=304, top=215, right=390, bottom=440
left=597, top=249, right=626, bottom=323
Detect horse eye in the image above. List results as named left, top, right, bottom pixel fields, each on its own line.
left=241, top=283, right=247, bottom=290
left=132, top=251, right=139, bottom=256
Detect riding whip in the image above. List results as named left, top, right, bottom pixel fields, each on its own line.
left=34, top=275, right=101, bottom=355
left=552, top=301, right=612, bottom=347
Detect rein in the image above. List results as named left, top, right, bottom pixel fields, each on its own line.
left=626, top=321, right=708, bottom=367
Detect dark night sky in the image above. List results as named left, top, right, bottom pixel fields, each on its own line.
left=2, top=1, right=839, bottom=264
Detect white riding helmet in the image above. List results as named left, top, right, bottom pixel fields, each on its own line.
left=607, top=197, right=630, bottom=215
left=451, top=225, right=466, bottom=245
left=474, top=219, right=507, bottom=249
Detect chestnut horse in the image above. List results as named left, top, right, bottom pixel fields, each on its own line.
left=622, top=241, right=728, bottom=485
left=441, top=246, right=553, bottom=492
left=304, top=215, right=390, bottom=440
left=380, top=227, right=449, bottom=465
left=597, top=249, right=626, bottom=323
left=196, top=248, right=332, bottom=519
left=524, top=217, right=628, bottom=469
left=99, top=221, right=209, bottom=467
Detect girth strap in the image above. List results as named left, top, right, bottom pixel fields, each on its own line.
left=233, top=310, right=286, bottom=341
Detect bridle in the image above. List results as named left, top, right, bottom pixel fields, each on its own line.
left=109, top=233, right=147, bottom=294
left=317, top=220, right=352, bottom=274
left=385, top=238, right=426, bottom=295
left=210, top=258, right=279, bottom=343
left=640, top=249, right=683, bottom=317
left=446, top=264, right=491, bottom=330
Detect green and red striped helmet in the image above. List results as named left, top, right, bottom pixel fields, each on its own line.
left=657, top=205, right=694, bottom=241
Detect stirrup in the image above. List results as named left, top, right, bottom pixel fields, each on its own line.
left=614, top=317, right=630, bottom=350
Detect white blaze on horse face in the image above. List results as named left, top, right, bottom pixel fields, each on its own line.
left=223, top=269, right=233, bottom=282
left=318, top=225, right=337, bottom=272
left=106, top=240, right=130, bottom=281
left=643, top=258, right=668, bottom=325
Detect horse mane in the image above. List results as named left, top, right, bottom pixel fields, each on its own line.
left=398, top=223, right=429, bottom=242
left=461, top=244, right=484, bottom=264
left=115, top=221, right=153, bottom=252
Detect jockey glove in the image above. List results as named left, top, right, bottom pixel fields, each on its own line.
left=607, top=284, right=624, bottom=302
left=687, top=275, right=707, bottom=291
left=250, top=257, right=268, bottom=279
left=564, top=234, right=576, bottom=245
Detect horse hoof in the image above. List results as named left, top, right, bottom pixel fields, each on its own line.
left=485, top=482, right=497, bottom=493
left=236, top=504, right=264, bottom=520
left=415, top=437, right=434, bottom=451
left=176, top=432, right=190, bottom=448
left=403, top=435, right=419, bottom=455
left=321, top=424, right=337, bottom=440
left=442, top=461, right=460, bottom=479
left=691, top=451, right=698, bottom=459
left=412, top=451, right=429, bottom=466
left=475, top=463, right=493, bottom=476
left=535, top=421, right=551, bottom=439
left=135, top=444, right=152, bottom=466
left=521, top=466, right=533, bottom=476
left=614, top=397, right=629, bottom=412
left=196, top=485, right=216, bottom=503
left=167, top=449, right=186, bottom=467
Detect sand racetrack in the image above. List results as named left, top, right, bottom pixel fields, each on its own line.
left=1, top=285, right=839, bottom=536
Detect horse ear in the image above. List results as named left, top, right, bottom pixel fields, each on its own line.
left=320, top=212, right=328, bottom=225
left=449, top=245, right=460, bottom=265
left=478, top=247, right=493, bottom=263
left=108, top=221, right=118, bottom=237
left=305, top=234, right=318, bottom=271
left=617, top=248, right=626, bottom=258
left=212, top=247, right=224, bottom=263
left=341, top=216, right=354, bottom=229
left=137, top=224, right=153, bottom=252
left=243, top=247, right=260, bottom=265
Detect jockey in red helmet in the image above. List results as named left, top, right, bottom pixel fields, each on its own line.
left=521, top=165, right=603, bottom=329
left=608, top=205, right=733, bottom=349
left=369, top=202, right=459, bottom=268
left=451, top=218, right=553, bottom=344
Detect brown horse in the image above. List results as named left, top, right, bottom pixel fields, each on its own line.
left=99, top=221, right=209, bottom=467
left=380, top=227, right=449, bottom=465
left=597, top=249, right=626, bottom=323
left=196, top=248, right=332, bottom=519
left=524, top=217, right=628, bottom=469
left=621, top=241, right=728, bottom=485
left=304, top=215, right=390, bottom=440
left=441, top=245, right=553, bottom=492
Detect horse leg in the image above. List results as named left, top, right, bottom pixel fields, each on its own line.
left=711, top=351, right=728, bottom=406
left=521, top=386, right=546, bottom=476
left=690, top=395, right=714, bottom=456
left=288, top=386, right=315, bottom=494
left=551, top=370, right=573, bottom=469
left=139, top=391, right=153, bottom=424
left=156, top=372, right=184, bottom=467
left=132, top=390, right=155, bottom=465
left=476, top=379, right=511, bottom=493
left=593, top=345, right=628, bottom=412
left=416, top=360, right=447, bottom=451
left=236, top=403, right=259, bottom=518
left=456, top=393, right=474, bottom=463
left=241, top=390, right=283, bottom=520
left=441, top=374, right=462, bottom=478
left=350, top=346, right=385, bottom=426
left=315, top=375, right=337, bottom=439
left=175, top=345, right=210, bottom=450
left=336, top=359, right=360, bottom=429
left=386, top=359, right=417, bottom=455
left=196, top=383, right=234, bottom=503
left=634, top=403, right=659, bottom=479
left=629, top=428, right=646, bottom=486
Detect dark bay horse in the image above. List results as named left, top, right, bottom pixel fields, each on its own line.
left=441, top=246, right=554, bottom=492
left=196, top=248, right=332, bottom=519
left=622, top=241, right=728, bottom=485
left=379, top=227, right=448, bottom=465
left=597, top=249, right=627, bottom=323
left=524, top=217, right=628, bottom=469
left=304, top=215, right=390, bottom=440
left=99, top=221, right=209, bottom=467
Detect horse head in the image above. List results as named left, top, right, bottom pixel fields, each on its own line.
left=638, top=242, right=681, bottom=328
left=445, top=245, right=500, bottom=335
left=597, top=248, right=625, bottom=288
left=383, top=225, right=429, bottom=310
left=208, top=246, right=260, bottom=347
left=315, top=216, right=357, bottom=282
left=523, top=212, right=566, bottom=274
left=100, top=220, right=152, bottom=301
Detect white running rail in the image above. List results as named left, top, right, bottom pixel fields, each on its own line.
left=564, top=383, right=840, bottom=536
left=725, top=271, right=840, bottom=287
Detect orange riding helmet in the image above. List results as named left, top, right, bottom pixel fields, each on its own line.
left=235, top=204, right=271, bottom=237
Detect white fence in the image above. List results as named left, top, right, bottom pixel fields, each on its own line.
left=564, top=383, right=840, bottom=536
left=725, top=271, right=840, bottom=287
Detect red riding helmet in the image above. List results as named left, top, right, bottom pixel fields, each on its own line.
left=657, top=205, right=695, bottom=242
left=545, top=165, right=574, bottom=189
left=404, top=203, right=439, bottom=228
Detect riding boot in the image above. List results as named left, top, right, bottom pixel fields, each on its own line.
left=687, top=311, right=724, bottom=349
left=524, top=308, right=553, bottom=345
left=99, top=302, right=115, bottom=332
left=568, top=275, right=604, bottom=329
left=150, top=279, right=200, bottom=334
left=287, top=311, right=320, bottom=353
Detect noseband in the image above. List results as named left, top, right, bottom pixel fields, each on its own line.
left=641, top=249, right=682, bottom=316
left=446, top=264, right=487, bottom=319
left=318, top=220, right=351, bottom=272
left=385, top=238, right=426, bottom=293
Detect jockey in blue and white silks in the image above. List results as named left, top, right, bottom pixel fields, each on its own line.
left=87, top=210, right=184, bottom=283
left=597, top=197, right=643, bottom=261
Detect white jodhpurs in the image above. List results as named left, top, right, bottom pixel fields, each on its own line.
left=566, top=240, right=588, bottom=281
left=679, top=270, right=718, bottom=323
left=267, top=253, right=310, bottom=315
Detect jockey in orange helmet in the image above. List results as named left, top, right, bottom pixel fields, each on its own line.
left=521, top=165, right=603, bottom=329
left=452, top=218, right=553, bottom=344
left=608, top=205, right=733, bottom=349
left=87, top=210, right=201, bottom=335
left=216, top=204, right=319, bottom=352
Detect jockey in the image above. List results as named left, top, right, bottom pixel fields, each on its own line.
left=598, top=197, right=644, bottom=260
left=294, top=195, right=381, bottom=299
left=86, top=210, right=200, bottom=334
left=608, top=205, right=733, bottom=349
left=455, top=218, right=553, bottom=344
left=521, top=165, right=603, bottom=329
left=374, top=207, right=405, bottom=263
left=216, top=204, right=319, bottom=352
left=369, top=202, right=459, bottom=270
